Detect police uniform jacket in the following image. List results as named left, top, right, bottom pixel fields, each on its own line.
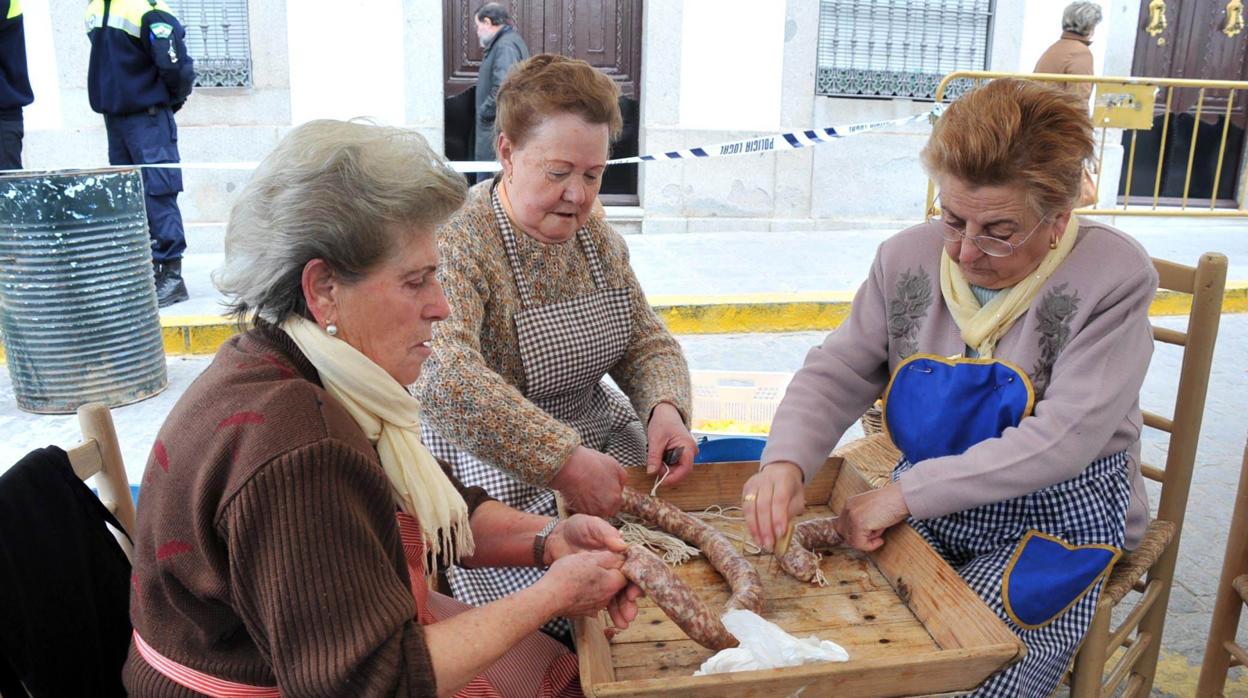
left=0, top=0, right=34, bottom=117
left=85, top=0, right=194, bottom=115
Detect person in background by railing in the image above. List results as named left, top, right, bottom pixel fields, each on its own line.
left=1034, top=1, right=1104, bottom=105
left=0, top=0, right=33, bottom=170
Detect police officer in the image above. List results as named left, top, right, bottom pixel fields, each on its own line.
left=0, top=0, right=34, bottom=170
left=86, top=0, right=194, bottom=307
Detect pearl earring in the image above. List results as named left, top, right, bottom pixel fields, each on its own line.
left=326, top=323, right=338, bottom=337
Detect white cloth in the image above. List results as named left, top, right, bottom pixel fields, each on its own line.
left=281, top=316, right=473, bottom=568
left=694, top=610, right=849, bottom=676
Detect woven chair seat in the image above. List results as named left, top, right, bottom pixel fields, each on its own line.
left=1233, top=574, right=1248, bottom=605
left=1101, top=519, right=1178, bottom=607
left=834, top=432, right=901, bottom=490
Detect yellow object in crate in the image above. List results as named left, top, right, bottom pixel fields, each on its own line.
left=689, top=370, right=792, bottom=436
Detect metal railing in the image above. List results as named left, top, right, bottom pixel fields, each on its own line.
left=926, top=70, right=1248, bottom=218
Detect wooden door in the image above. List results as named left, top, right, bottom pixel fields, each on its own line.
left=442, top=0, right=642, bottom=202
left=1121, top=0, right=1248, bottom=204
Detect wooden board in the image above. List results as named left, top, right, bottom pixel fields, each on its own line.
left=574, top=457, right=1024, bottom=697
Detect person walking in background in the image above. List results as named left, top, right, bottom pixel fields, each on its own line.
left=86, top=0, right=194, bottom=308
left=1034, top=1, right=1104, bottom=104
left=473, top=2, right=529, bottom=181
left=0, top=0, right=34, bottom=170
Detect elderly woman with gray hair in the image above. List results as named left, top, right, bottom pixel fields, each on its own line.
left=122, top=120, right=640, bottom=697
left=1035, top=1, right=1104, bottom=103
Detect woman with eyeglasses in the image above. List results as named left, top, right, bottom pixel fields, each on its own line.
left=741, top=78, right=1158, bottom=697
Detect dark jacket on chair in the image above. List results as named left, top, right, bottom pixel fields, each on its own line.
left=0, top=446, right=131, bottom=697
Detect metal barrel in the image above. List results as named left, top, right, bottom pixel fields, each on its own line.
left=0, top=167, right=168, bottom=414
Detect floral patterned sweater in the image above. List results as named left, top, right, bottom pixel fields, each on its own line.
left=761, top=218, right=1158, bottom=548
left=414, top=182, right=691, bottom=485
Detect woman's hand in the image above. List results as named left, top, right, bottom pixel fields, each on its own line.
left=742, top=461, right=806, bottom=550
left=604, top=582, right=643, bottom=636
left=834, top=482, right=910, bottom=552
left=646, top=402, right=698, bottom=485
left=543, top=514, right=627, bottom=565
left=540, top=550, right=629, bottom=619
left=551, top=446, right=627, bottom=517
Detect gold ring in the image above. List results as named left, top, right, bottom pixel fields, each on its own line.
left=743, top=493, right=757, bottom=503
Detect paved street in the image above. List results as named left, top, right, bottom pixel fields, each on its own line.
left=1, top=316, right=1245, bottom=694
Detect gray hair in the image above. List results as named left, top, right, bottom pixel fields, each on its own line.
left=213, top=120, right=468, bottom=325
left=475, top=2, right=511, bottom=26
left=1062, top=1, right=1103, bottom=36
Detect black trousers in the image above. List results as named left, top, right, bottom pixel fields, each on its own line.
left=104, top=108, right=186, bottom=263
left=0, top=117, right=22, bottom=170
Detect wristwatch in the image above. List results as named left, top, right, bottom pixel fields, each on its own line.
left=533, top=518, right=559, bottom=568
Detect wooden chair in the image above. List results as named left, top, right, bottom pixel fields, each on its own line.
left=1196, top=437, right=1248, bottom=697
left=67, top=402, right=137, bottom=560
left=836, top=253, right=1228, bottom=697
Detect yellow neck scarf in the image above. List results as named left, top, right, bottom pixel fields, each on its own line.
left=281, top=316, right=474, bottom=569
left=939, top=215, right=1080, bottom=358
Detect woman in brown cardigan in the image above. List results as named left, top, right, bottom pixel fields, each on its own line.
left=414, top=55, right=696, bottom=638
left=123, top=120, right=639, bottom=697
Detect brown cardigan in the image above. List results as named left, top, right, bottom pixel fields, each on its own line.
left=1034, top=31, right=1096, bottom=102
left=123, top=324, right=492, bottom=696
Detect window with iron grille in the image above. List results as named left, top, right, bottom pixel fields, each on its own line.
left=816, top=0, right=994, bottom=100
left=168, top=0, right=252, bottom=87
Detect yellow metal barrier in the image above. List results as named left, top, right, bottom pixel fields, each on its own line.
left=925, top=71, right=1248, bottom=219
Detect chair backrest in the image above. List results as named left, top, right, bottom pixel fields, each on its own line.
left=1142, top=254, right=1227, bottom=528
left=67, top=403, right=136, bottom=560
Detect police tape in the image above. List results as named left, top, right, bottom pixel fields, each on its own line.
left=451, top=108, right=940, bottom=173
left=0, top=108, right=939, bottom=176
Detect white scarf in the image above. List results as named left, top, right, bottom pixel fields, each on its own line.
left=940, top=215, right=1080, bottom=358
left=281, top=316, right=473, bottom=568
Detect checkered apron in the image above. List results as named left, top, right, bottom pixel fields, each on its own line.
left=422, top=189, right=647, bottom=637
left=892, top=451, right=1131, bottom=697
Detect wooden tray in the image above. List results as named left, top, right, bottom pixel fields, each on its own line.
left=573, top=457, right=1025, bottom=697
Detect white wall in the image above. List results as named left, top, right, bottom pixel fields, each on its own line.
left=678, top=0, right=785, bottom=132
left=287, top=0, right=407, bottom=126
left=21, top=2, right=62, bottom=131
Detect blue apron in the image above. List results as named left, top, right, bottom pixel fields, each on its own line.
left=882, top=353, right=1129, bottom=697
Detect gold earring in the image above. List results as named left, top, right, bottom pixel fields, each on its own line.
left=1049, top=238, right=1058, bottom=250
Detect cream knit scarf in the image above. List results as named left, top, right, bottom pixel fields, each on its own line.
left=281, top=316, right=474, bottom=567
left=939, top=215, right=1080, bottom=358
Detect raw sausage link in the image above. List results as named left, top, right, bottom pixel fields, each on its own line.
left=621, top=488, right=763, bottom=613
left=778, top=517, right=842, bottom=584
left=622, top=545, right=737, bottom=650
left=618, top=488, right=764, bottom=649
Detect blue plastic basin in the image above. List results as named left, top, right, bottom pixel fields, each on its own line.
left=694, top=436, right=767, bottom=463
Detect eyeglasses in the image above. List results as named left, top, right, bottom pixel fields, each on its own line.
left=928, top=210, right=1049, bottom=258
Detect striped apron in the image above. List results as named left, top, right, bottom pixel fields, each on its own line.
left=422, top=188, right=647, bottom=637
left=133, top=512, right=582, bottom=697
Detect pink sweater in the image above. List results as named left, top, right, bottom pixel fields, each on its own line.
left=761, top=219, right=1158, bottom=548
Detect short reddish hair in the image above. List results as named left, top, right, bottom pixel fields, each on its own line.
left=496, top=54, right=623, bottom=148
left=921, top=78, right=1094, bottom=215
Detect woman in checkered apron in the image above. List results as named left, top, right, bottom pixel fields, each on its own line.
left=742, top=79, right=1159, bottom=697
left=415, top=55, right=696, bottom=638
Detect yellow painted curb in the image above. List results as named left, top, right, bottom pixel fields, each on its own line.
left=0, top=284, right=1245, bottom=359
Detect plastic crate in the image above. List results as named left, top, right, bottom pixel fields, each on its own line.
left=690, top=370, right=793, bottom=435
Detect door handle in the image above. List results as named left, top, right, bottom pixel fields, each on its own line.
left=1147, top=0, right=1168, bottom=45
left=1225, top=0, right=1245, bottom=37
